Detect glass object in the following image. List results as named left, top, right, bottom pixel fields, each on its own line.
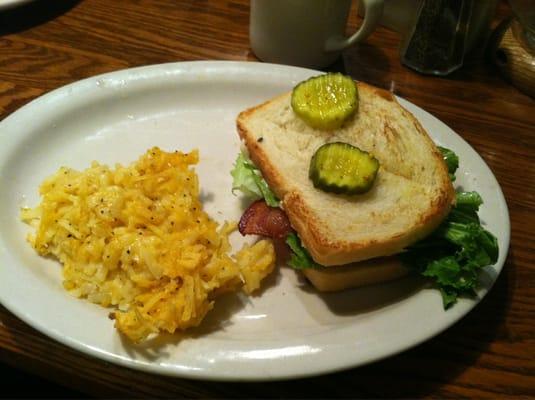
left=400, top=0, right=474, bottom=75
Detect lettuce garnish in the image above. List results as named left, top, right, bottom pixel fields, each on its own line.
left=400, top=147, right=499, bottom=308
left=286, top=233, right=321, bottom=270
left=230, top=152, right=279, bottom=207
left=438, top=146, right=459, bottom=181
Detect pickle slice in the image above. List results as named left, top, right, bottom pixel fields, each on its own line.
left=309, top=142, right=379, bottom=195
left=291, top=73, right=358, bottom=130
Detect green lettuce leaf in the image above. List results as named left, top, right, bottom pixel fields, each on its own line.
left=230, top=152, right=262, bottom=198
left=286, top=233, right=322, bottom=270
left=438, top=146, right=459, bottom=181
left=231, top=152, right=279, bottom=207
left=455, top=191, right=483, bottom=209
left=401, top=147, right=499, bottom=308
left=251, top=170, right=280, bottom=208
left=401, top=191, right=499, bottom=309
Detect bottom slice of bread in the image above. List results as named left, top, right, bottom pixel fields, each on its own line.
left=302, top=256, right=409, bottom=292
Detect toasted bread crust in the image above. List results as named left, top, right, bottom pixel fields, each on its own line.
left=237, top=93, right=291, bottom=200
left=302, top=256, right=409, bottom=291
left=237, top=82, right=455, bottom=267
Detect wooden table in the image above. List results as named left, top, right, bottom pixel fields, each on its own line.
left=1, top=1, right=533, bottom=398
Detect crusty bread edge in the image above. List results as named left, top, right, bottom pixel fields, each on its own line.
left=236, top=92, right=291, bottom=201
left=302, top=256, right=409, bottom=291
left=237, top=83, right=455, bottom=267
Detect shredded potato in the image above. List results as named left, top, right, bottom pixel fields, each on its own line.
left=21, top=147, right=275, bottom=342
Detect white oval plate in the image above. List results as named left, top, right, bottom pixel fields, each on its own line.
left=0, top=61, right=509, bottom=381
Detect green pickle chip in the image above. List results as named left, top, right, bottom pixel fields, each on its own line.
left=291, top=73, right=358, bottom=130
left=309, top=142, right=379, bottom=195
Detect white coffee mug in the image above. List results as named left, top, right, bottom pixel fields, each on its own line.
left=249, top=0, right=384, bottom=68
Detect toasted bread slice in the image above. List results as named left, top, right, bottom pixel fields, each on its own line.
left=237, top=82, right=454, bottom=267
left=302, top=256, right=409, bottom=291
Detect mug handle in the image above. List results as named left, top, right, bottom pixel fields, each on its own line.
left=325, top=0, right=384, bottom=52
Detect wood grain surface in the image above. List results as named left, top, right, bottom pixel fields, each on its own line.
left=0, top=0, right=534, bottom=398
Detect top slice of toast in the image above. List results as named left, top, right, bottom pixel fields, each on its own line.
left=237, top=81, right=455, bottom=266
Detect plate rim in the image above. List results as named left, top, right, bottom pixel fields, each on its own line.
left=0, top=0, right=35, bottom=11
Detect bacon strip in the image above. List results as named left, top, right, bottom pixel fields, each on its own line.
left=238, top=200, right=293, bottom=239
